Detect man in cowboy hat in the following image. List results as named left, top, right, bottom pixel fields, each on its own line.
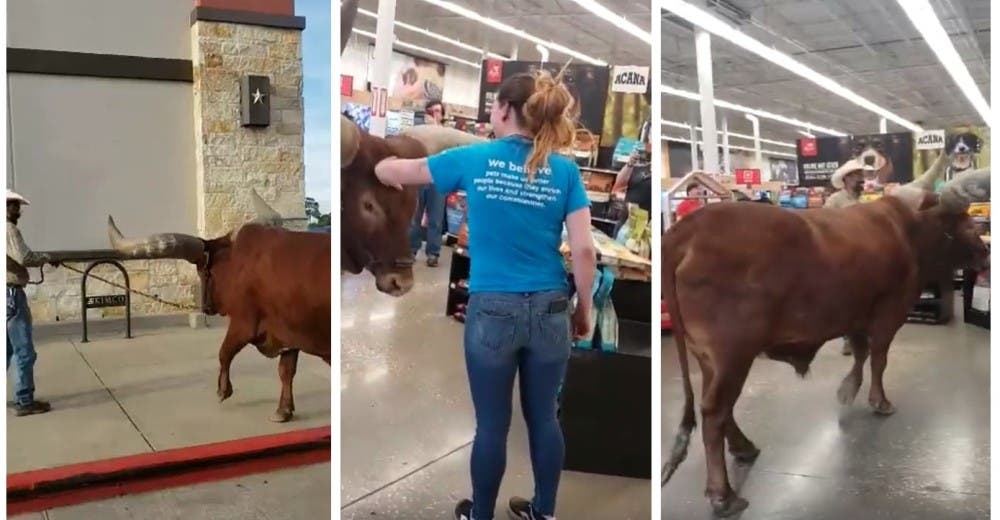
left=824, top=158, right=871, bottom=209
left=7, top=190, right=52, bottom=416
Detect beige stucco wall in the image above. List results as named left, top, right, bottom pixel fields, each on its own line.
left=7, top=0, right=192, bottom=59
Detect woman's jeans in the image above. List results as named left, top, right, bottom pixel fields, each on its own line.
left=7, top=286, right=37, bottom=406
left=465, top=290, right=572, bottom=519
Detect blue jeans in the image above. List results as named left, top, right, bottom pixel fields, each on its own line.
left=409, top=184, right=446, bottom=257
left=7, top=286, right=37, bottom=406
left=465, top=290, right=571, bottom=519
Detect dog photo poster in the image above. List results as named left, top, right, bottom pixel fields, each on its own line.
left=796, top=132, right=914, bottom=188
left=913, top=126, right=990, bottom=188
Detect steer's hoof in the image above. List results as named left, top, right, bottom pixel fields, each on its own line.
left=270, top=409, right=293, bottom=423
left=710, top=495, right=749, bottom=518
left=836, top=378, right=860, bottom=406
left=730, top=445, right=761, bottom=464
left=870, top=399, right=897, bottom=416
left=217, top=384, right=233, bottom=403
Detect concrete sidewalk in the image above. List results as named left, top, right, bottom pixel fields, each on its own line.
left=11, top=462, right=331, bottom=520
left=7, top=318, right=331, bottom=473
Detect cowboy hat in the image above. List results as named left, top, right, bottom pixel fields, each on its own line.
left=831, top=159, right=875, bottom=189
left=6, top=190, right=30, bottom=206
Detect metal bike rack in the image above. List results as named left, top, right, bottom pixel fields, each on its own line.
left=79, top=259, right=132, bottom=343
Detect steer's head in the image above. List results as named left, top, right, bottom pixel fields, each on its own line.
left=341, top=119, right=419, bottom=296
left=107, top=190, right=284, bottom=316
left=892, top=157, right=990, bottom=275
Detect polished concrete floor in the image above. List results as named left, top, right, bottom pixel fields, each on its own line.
left=662, top=313, right=989, bottom=519
left=7, top=320, right=331, bottom=473
left=11, top=462, right=331, bottom=520
left=341, top=248, right=651, bottom=519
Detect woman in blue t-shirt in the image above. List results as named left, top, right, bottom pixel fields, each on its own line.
left=374, top=71, right=597, bottom=520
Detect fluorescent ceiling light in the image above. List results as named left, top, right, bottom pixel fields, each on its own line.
left=895, top=0, right=991, bottom=125
left=798, top=130, right=815, bottom=138
left=662, top=134, right=798, bottom=159
left=417, top=0, right=607, bottom=65
left=565, top=0, right=651, bottom=44
left=352, top=29, right=481, bottom=68
left=662, top=84, right=846, bottom=136
left=662, top=0, right=922, bottom=132
left=357, top=8, right=508, bottom=60
left=662, top=119, right=795, bottom=148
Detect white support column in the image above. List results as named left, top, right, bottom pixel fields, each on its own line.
left=879, top=117, right=887, bottom=133
left=695, top=29, right=719, bottom=174
left=745, top=114, right=762, bottom=165
left=688, top=123, right=699, bottom=171
left=721, top=116, right=731, bottom=174
left=369, top=0, right=397, bottom=137
left=510, top=43, right=519, bottom=60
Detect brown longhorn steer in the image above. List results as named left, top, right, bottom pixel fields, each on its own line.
left=339, top=0, right=483, bottom=296
left=107, top=190, right=330, bottom=423
left=662, top=167, right=989, bottom=517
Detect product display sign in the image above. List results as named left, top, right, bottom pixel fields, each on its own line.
left=340, top=74, right=354, bottom=97
left=769, top=158, right=799, bottom=186
left=734, top=168, right=761, bottom=185
left=916, top=130, right=946, bottom=150
left=913, top=125, right=990, bottom=185
left=796, top=132, right=914, bottom=188
left=477, top=60, right=610, bottom=135
left=610, top=66, right=650, bottom=94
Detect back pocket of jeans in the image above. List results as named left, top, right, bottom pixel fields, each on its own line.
left=538, top=309, right=571, bottom=349
left=470, top=308, right=516, bottom=353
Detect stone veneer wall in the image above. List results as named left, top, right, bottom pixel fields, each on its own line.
left=25, top=19, right=306, bottom=324
left=191, top=21, right=306, bottom=237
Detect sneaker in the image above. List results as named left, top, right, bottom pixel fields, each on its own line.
left=454, top=499, right=474, bottom=520
left=508, top=497, right=553, bottom=520
left=427, top=255, right=440, bottom=267
left=14, top=400, right=51, bottom=417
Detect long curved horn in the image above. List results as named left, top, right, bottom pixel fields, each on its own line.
left=249, top=189, right=283, bottom=225
left=939, top=167, right=990, bottom=213
left=340, top=0, right=360, bottom=54
left=342, top=115, right=361, bottom=167
left=908, top=151, right=948, bottom=190
left=107, top=216, right=205, bottom=263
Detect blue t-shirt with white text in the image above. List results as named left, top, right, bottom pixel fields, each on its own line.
left=427, top=136, right=590, bottom=293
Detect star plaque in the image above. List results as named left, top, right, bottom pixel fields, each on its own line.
left=241, top=75, right=270, bottom=127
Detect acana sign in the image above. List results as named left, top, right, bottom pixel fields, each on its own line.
left=917, top=133, right=943, bottom=146
left=615, top=71, right=646, bottom=88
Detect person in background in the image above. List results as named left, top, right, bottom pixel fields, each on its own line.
left=825, top=159, right=868, bottom=355
left=409, top=99, right=448, bottom=267
left=611, top=147, right=652, bottom=217
left=7, top=190, right=52, bottom=416
left=675, top=183, right=707, bottom=220
left=825, top=158, right=867, bottom=210
left=375, top=71, right=596, bottom=520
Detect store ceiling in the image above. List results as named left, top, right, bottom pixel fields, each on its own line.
left=349, top=0, right=652, bottom=68
left=662, top=0, right=991, bottom=145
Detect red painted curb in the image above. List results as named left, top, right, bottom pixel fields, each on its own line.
left=7, top=425, right=331, bottom=515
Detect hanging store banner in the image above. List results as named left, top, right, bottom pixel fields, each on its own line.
left=610, top=66, right=650, bottom=94
left=768, top=158, right=800, bottom=186
left=796, top=132, right=914, bottom=188
left=477, top=60, right=610, bottom=136
left=915, top=130, right=946, bottom=150
left=369, top=45, right=447, bottom=107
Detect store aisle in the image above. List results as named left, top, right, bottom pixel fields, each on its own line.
left=341, top=249, right=651, bottom=519
left=662, top=314, right=989, bottom=519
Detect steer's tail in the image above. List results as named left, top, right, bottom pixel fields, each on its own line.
left=661, top=231, right=696, bottom=487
